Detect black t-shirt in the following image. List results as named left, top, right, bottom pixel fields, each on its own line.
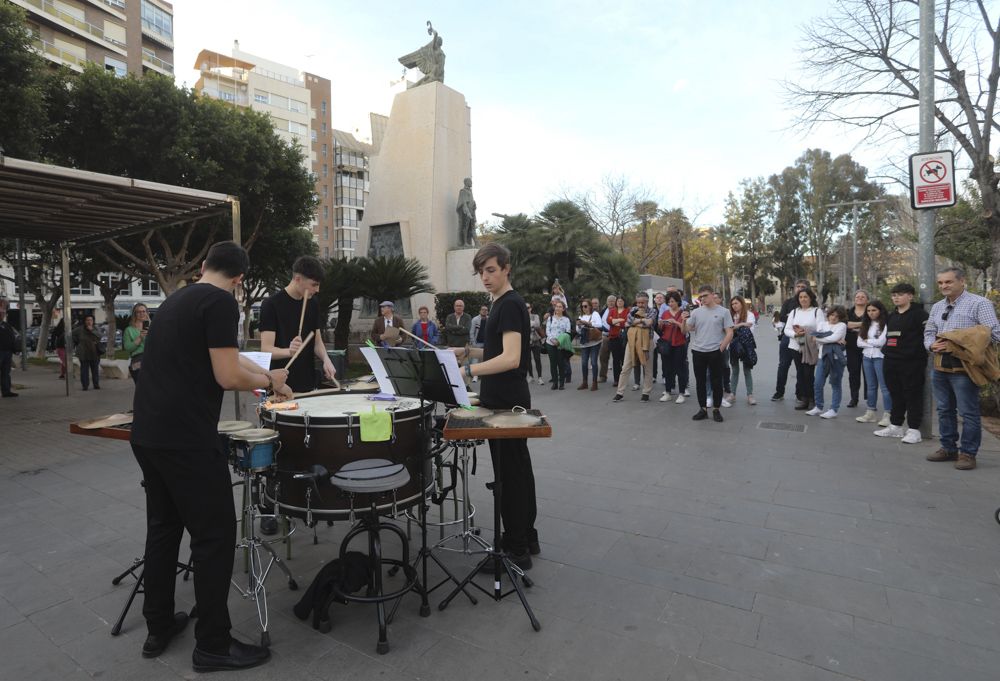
left=259, top=289, right=320, bottom=392
left=131, top=284, right=239, bottom=450
left=479, top=290, right=531, bottom=410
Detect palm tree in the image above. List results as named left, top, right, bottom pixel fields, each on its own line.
left=359, top=256, right=435, bottom=309
left=316, top=257, right=366, bottom=350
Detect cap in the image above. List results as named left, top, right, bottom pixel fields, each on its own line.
left=379, top=300, right=394, bottom=308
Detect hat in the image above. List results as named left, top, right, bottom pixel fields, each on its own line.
left=379, top=300, right=394, bottom=308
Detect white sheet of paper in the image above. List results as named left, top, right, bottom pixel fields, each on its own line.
left=240, top=351, right=272, bottom=372
left=434, top=349, right=470, bottom=406
left=360, top=347, right=395, bottom=395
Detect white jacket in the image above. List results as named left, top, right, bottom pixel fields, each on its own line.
left=784, top=307, right=821, bottom=352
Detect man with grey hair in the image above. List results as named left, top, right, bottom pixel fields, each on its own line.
left=924, top=266, right=1000, bottom=470
left=612, top=292, right=655, bottom=402
left=772, top=279, right=810, bottom=401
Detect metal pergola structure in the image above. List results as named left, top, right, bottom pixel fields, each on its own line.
left=0, top=155, right=241, bottom=395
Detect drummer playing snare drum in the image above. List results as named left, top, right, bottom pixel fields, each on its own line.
left=456, top=242, right=540, bottom=570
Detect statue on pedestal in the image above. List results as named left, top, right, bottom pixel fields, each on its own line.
left=398, top=21, right=445, bottom=87
left=456, top=177, right=477, bottom=247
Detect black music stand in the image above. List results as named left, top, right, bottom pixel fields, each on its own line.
left=371, top=347, right=476, bottom=616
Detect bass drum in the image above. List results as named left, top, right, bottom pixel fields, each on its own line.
left=260, top=394, right=432, bottom=521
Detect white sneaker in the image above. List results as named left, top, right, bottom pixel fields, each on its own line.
left=721, top=398, right=733, bottom=408
left=855, top=409, right=877, bottom=423
left=747, top=395, right=757, bottom=405
left=901, top=428, right=922, bottom=444
left=684, top=389, right=690, bottom=397
left=675, top=394, right=686, bottom=405
left=472, top=376, right=478, bottom=383
left=537, top=377, right=545, bottom=385
left=805, top=407, right=822, bottom=416
left=632, top=384, right=640, bottom=391
left=659, top=392, right=672, bottom=402
left=706, top=397, right=714, bottom=408
left=820, top=409, right=838, bottom=419
left=874, top=424, right=906, bottom=438
left=877, top=412, right=891, bottom=427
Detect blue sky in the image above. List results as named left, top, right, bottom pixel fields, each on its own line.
left=173, top=0, right=888, bottom=226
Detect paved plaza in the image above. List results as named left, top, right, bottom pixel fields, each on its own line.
left=3, top=336, right=1000, bottom=681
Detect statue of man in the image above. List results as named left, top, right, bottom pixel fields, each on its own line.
left=456, top=177, right=477, bottom=247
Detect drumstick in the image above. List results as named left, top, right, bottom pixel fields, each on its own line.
left=297, top=291, right=309, bottom=338
left=284, top=330, right=314, bottom=371
left=398, top=326, right=438, bottom=349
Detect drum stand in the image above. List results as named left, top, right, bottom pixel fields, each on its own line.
left=109, top=556, right=194, bottom=636
left=231, top=467, right=298, bottom=647
left=438, top=467, right=541, bottom=631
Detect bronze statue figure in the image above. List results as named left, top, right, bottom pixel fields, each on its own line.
left=456, top=177, right=477, bottom=247
left=398, top=21, right=445, bottom=86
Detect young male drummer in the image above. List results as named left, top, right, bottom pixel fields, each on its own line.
left=131, top=241, right=291, bottom=672
left=260, top=255, right=337, bottom=393
left=461, top=242, right=539, bottom=569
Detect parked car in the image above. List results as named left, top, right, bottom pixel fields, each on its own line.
left=24, top=326, right=53, bottom=352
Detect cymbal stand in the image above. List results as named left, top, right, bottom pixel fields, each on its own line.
left=230, top=466, right=298, bottom=647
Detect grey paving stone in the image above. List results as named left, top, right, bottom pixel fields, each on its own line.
left=659, top=592, right=761, bottom=646
left=885, top=587, right=1000, bottom=652
left=696, top=636, right=860, bottom=681
left=28, top=598, right=108, bottom=646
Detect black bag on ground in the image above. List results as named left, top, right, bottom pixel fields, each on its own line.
left=293, top=551, right=371, bottom=630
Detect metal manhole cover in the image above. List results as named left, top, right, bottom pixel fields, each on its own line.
left=758, top=421, right=806, bottom=433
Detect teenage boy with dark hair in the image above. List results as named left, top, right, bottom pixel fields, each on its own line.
left=460, top=242, right=539, bottom=568
left=260, top=255, right=336, bottom=393
left=131, top=241, right=291, bottom=672
left=874, top=282, right=929, bottom=444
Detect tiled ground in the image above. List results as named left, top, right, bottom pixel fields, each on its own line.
left=3, top=336, right=1000, bottom=681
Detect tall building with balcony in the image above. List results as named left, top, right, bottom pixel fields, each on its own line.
left=194, top=44, right=336, bottom=256
left=13, top=0, right=174, bottom=77
left=331, top=130, right=372, bottom=259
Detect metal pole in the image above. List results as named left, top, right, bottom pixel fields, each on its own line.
left=851, top=204, right=859, bottom=292
left=15, top=239, right=28, bottom=370
left=918, top=0, right=936, bottom=439
left=61, top=244, right=73, bottom=396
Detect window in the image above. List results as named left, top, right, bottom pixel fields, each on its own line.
left=70, top=281, right=93, bottom=295
left=323, top=206, right=329, bottom=219
left=104, top=56, right=127, bottom=78
left=254, top=90, right=269, bottom=104
left=324, top=246, right=329, bottom=257
left=322, top=143, right=327, bottom=157
left=322, top=164, right=328, bottom=177
left=98, top=273, right=130, bottom=295
left=288, top=121, right=307, bottom=136
left=322, top=184, right=328, bottom=198
left=289, top=99, right=307, bottom=114
left=141, top=0, right=173, bottom=41
left=321, top=122, right=327, bottom=133
left=324, top=226, right=329, bottom=240
left=270, top=94, right=289, bottom=110
left=142, top=279, right=160, bottom=296
left=310, top=130, right=317, bottom=141
left=322, top=100, right=327, bottom=115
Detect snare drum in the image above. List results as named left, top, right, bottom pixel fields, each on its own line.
left=260, top=394, right=433, bottom=520
left=230, top=428, right=280, bottom=473
left=218, top=420, right=254, bottom=461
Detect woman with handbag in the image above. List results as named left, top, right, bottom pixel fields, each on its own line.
left=576, top=299, right=603, bottom=391
left=728, top=296, right=758, bottom=405
left=123, top=303, right=150, bottom=383
left=784, top=288, right=820, bottom=410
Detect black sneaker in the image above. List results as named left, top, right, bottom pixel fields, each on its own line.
left=770, top=392, right=783, bottom=401
left=712, top=409, right=724, bottom=423
left=846, top=399, right=858, bottom=408
left=529, top=540, right=541, bottom=556
left=612, top=394, right=623, bottom=402
left=142, top=612, right=189, bottom=658
left=640, top=394, right=650, bottom=402
left=692, top=409, right=708, bottom=421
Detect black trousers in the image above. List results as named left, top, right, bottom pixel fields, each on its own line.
left=489, top=437, right=538, bottom=555
left=609, top=336, right=626, bottom=385
left=132, top=445, right=236, bottom=653
left=547, top=347, right=568, bottom=385
left=774, top=336, right=794, bottom=397
left=526, top=345, right=542, bottom=378
left=885, top=357, right=926, bottom=429
left=846, top=343, right=866, bottom=403
left=792, top=350, right=815, bottom=402
left=692, top=349, right=724, bottom=409
left=80, top=359, right=100, bottom=389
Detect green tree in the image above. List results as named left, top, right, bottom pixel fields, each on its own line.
left=766, top=167, right=808, bottom=292
left=723, top=177, right=772, bottom=304
left=937, top=182, right=992, bottom=290
left=317, top=258, right=366, bottom=351
left=240, top=226, right=318, bottom=341
left=359, top=256, right=436, bottom=311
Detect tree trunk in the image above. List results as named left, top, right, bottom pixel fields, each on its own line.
left=102, top=290, right=117, bottom=359
left=334, top=296, right=354, bottom=350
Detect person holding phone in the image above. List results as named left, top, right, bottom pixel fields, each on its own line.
left=124, top=303, right=150, bottom=383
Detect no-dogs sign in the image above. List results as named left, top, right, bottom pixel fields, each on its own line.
left=909, top=150, right=956, bottom=209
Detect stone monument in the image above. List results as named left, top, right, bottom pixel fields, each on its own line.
left=358, top=23, right=481, bottom=320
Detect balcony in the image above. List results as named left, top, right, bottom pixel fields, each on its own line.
left=199, top=88, right=248, bottom=106
left=141, top=17, right=173, bottom=49
left=14, top=0, right=127, bottom=54
left=33, top=37, right=84, bottom=72
left=84, top=0, right=126, bottom=19
left=142, top=48, right=173, bottom=75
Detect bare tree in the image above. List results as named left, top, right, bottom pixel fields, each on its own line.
left=569, top=175, right=653, bottom=253
left=786, top=0, right=1000, bottom=266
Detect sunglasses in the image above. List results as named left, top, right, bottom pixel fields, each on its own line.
left=943, top=304, right=954, bottom=321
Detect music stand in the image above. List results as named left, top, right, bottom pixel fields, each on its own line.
left=371, top=347, right=477, bottom=616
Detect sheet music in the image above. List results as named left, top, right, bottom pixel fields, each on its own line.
left=360, top=347, right=396, bottom=395
left=240, top=351, right=272, bottom=372
left=434, top=348, right=471, bottom=407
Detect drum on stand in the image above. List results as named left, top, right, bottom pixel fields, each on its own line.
left=260, top=394, right=433, bottom=521
left=230, top=428, right=281, bottom=473
left=218, top=420, right=255, bottom=464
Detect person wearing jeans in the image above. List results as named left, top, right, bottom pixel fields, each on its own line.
left=575, top=300, right=602, bottom=390
left=771, top=279, right=809, bottom=401
left=682, top=285, right=733, bottom=422
left=806, top=306, right=847, bottom=418
left=728, top=296, right=757, bottom=405
left=924, top=266, right=1000, bottom=470
left=856, top=300, right=891, bottom=424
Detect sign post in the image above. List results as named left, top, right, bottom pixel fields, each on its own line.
left=909, top=150, right=956, bottom=210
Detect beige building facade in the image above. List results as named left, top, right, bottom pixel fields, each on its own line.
left=13, top=0, right=174, bottom=77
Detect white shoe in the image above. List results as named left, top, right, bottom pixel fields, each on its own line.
left=721, top=398, right=733, bottom=408
left=684, top=389, right=690, bottom=397
left=901, top=428, right=922, bottom=444
left=747, top=395, right=757, bottom=405
left=855, top=409, right=877, bottom=423
left=675, top=394, right=686, bottom=405
left=820, top=409, right=838, bottom=419
left=632, top=384, right=640, bottom=391
left=805, top=407, right=823, bottom=416
left=537, top=377, right=545, bottom=385
left=725, top=393, right=735, bottom=403
left=472, top=376, right=478, bottom=383
left=877, top=412, right=891, bottom=427
left=874, top=424, right=906, bottom=438
left=706, top=397, right=713, bottom=408
left=659, top=392, right=672, bottom=402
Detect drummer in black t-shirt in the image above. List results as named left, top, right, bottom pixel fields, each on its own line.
left=259, top=255, right=337, bottom=393
left=458, top=243, right=539, bottom=569
left=131, top=241, right=291, bottom=672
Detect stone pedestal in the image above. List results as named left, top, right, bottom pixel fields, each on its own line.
left=358, top=82, right=473, bottom=319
